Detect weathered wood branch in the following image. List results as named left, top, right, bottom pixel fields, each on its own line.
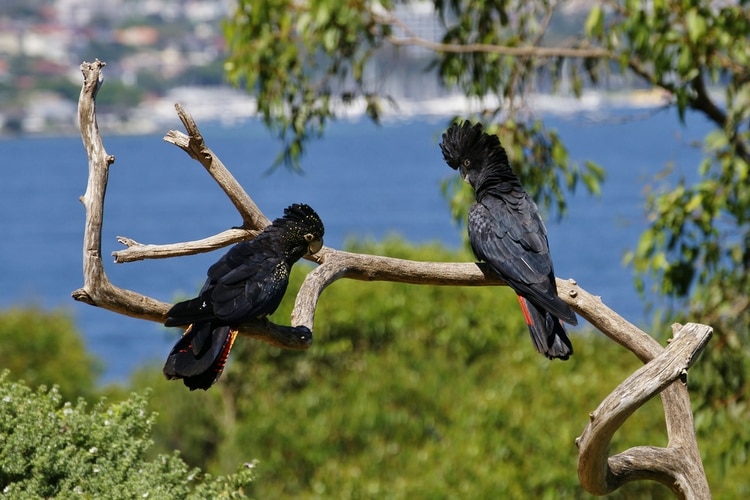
left=72, top=60, right=310, bottom=350
left=73, top=60, right=712, bottom=498
left=164, top=103, right=270, bottom=229
left=577, top=322, right=712, bottom=498
left=112, top=103, right=268, bottom=264
left=114, top=229, right=255, bottom=263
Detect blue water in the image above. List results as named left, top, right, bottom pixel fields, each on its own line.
left=0, top=108, right=711, bottom=383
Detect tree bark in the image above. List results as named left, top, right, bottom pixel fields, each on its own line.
left=576, top=322, right=712, bottom=498
left=73, top=60, right=713, bottom=498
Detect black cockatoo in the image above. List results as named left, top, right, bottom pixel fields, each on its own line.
left=163, top=203, right=325, bottom=390
left=440, top=121, right=577, bottom=360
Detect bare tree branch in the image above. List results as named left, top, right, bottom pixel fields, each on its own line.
left=385, top=34, right=611, bottom=59
left=164, top=103, right=271, bottom=229
left=73, top=60, right=712, bottom=498
left=577, top=322, right=712, bottom=498
left=73, top=60, right=310, bottom=350
left=371, top=7, right=609, bottom=59
left=114, top=230, right=254, bottom=263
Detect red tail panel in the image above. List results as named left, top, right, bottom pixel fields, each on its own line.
left=516, top=295, right=534, bottom=326
left=214, top=329, right=238, bottom=377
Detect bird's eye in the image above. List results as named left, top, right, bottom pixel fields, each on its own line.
left=304, top=233, right=315, bottom=242
left=462, top=159, right=471, bottom=168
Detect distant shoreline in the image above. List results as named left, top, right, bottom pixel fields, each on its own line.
left=0, top=86, right=678, bottom=139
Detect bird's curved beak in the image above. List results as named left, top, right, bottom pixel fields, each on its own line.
left=459, top=167, right=470, bottom=184
left=308, top=238, right=323, bottom=255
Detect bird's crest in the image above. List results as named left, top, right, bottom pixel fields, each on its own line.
left=440, top=121, right=511, bottom=175
left=267, top=203, right=325, bottom=257
left=269, top=203, right=323, bottom=236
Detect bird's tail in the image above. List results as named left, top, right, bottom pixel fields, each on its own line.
left=517, top=295, right=573, bottom=360
left=163, top=321, right=238, bottom=390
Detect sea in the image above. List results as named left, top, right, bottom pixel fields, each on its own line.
left=0, top=102, right=712, bottom=384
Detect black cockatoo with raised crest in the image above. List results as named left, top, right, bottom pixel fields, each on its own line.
left=440, top=121, right=576, bottom=360
left=163, top=203, right=325, bottom=390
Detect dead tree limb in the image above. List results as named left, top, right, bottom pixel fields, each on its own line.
left=72, top=60, right=713, bottom=498
left=576, top=322, right=712, bottom=498
left=72, top=59, right=310, bottom=350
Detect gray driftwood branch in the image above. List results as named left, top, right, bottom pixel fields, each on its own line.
left=71, top=60, right=309, bottom=350
left=72, top=60, right=712, bottom=498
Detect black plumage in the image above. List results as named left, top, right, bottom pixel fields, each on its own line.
left=163, top=203, right=325, bottom=390
left=440, top=121, right=577, bottom=360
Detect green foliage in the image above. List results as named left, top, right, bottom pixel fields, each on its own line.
left=224, top=0, right=391, bottom=169
left=442, top=119, right=606, bottom=225
left=129, top=367, right=229, bottom=471
left=3, top=242, right=748, bottom=497
left=607, top=1, right=750, bottom=301
left=0, top=372, right=255, bottom=498
left=223, top=0, right=749, bottom=288
left=224, top=3, right=750, bottom=466
left=0, top=307, right=100, bottom=401
left=223, top=0, right=604, bottom=215
left=139, top=239, right=748, bottom=498
left=600, top=1, right=750, bottom=416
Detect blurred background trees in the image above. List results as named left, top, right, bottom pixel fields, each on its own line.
left=224, top=1, right=750, bottom=492
left=0, top=308, right=100, bottom=401
left=224, top=0, right=749, bottom=328
left=1, top=240, right=747, bottom=497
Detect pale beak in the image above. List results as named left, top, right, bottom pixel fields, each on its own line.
left=308, top=238, right=323, bottom=255
left=459, top=168, right=470, bottom=183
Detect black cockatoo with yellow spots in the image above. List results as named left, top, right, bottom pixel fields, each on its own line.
left=163, top=203, right=325, bottom=389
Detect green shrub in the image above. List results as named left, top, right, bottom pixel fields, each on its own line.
left=0, top=308, right=100, bottom=401
left=0, top=372, right=254, bottom=498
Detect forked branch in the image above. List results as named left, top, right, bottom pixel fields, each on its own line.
left=576, top=322, right=712, bottom=497
left=73, top=60, right=711, bottom=498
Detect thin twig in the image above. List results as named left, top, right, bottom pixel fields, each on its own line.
left=163, top=103, right=271, bottom=229
left=385, top=34, right=611, bottom=59
left=113, top=229, right=257, bottom=263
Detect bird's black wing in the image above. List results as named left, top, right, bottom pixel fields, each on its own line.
left=207, top=239, right=290, bottom=324
left=164, top=294, right=214, bottom=327
left=469, top=195, right=577, bottom=325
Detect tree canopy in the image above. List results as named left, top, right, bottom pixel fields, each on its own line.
left=223, top=0, right=749, bottom=406
left=0, top=371, right=255, bottom=497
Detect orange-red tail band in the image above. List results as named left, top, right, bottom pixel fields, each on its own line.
left=517, top=295, right=534, bottom=326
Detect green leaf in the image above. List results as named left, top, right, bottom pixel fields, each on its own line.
left=705, top=130, right=728, bottom=151
left=685, top=193, right=703, bottom=213
left=686, top=8, right=708, bottom=44
left=314, top=2, right=331, bottom=26
left=297, top=11, right=312, bottom=34
left=635, top=230, right=655, bottom=259
left=323, top=28, right=339, bottom=52
left=584, top=6, right=604, bottom=38
left=677, top=45, right=693, bottom=74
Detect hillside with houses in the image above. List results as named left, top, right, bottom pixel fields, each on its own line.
left=0, top=1, right=611, bottom=136
left=0, top=0, right=234, bottom=134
